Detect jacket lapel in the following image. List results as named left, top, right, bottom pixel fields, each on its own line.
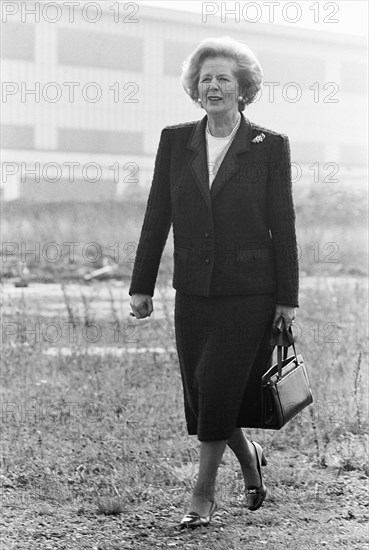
left=186, top=114, right=252, bottom=208
left=186, top=115, right=211, bottom=210
left=210, top=114, right=252, bottom=201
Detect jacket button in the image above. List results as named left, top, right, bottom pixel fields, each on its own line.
left=204, top=257, right=210, bottom=264
left=204, top=232, right=210, bottom=238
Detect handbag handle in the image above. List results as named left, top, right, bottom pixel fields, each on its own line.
left=272, top=317, right=299, bottom=379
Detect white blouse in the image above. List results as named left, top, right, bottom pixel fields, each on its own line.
left=205, top=112, right=241, bottom=188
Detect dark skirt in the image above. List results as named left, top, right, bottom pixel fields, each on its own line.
left=174, top=291, right=276, bottom=441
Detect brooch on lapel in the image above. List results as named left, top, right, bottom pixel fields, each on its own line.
left=251, top=133, right=265, bottom=143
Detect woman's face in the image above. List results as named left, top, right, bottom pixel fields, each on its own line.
left=198, top=56, right=240, bottom=117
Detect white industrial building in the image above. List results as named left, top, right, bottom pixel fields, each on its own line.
left=1, top=2, right=367, bottom=201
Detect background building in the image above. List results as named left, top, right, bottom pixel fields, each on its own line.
left=1, top=2, right=367, bottom=202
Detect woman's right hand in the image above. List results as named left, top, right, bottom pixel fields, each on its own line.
left=130, top=294, right=153, bottom=319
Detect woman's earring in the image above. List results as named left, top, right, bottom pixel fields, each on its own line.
left=238, top=95, right=245, bottom=103
left=197, top=98, right=203, bottom=106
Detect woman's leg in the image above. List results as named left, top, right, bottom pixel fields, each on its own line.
left=226, top=428, right=262, bottom=487
left=189, top=439, right=228, bottom=516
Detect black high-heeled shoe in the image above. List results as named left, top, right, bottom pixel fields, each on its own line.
left=246, top=441, right=267, bottom=511
left=180, top=500, right=217, bottom=528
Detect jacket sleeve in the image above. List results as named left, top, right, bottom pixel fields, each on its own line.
left=128, top=128, right=172, bottom=297
left=267, top=134, right=299, bottom=307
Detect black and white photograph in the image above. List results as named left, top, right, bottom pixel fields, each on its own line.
left=1, top=1, right=368, bottom=548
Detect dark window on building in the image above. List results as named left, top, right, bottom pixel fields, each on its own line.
left=58, top=128, right=143, bottom=155
left=290, top=141, right=325, bottom=164
left=163, top=40, right=197, bottom=76
left=58, top=28, right=143, bottom=72
left=341, top=62, right=367, bottom=94
left=19, top=178, right=117, bottom=202
left=258, top=52, right=325, bottom=89
left=1, top=22, right=35, bottom=61
left=340, top=144, right=367, bottom=166
left=2, top=124, right=34, bottom=149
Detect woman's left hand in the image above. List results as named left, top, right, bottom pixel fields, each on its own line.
left=273, top=304, right=296, bottom=329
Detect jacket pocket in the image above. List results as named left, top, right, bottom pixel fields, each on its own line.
left=235, top=246, right=273, bottom=264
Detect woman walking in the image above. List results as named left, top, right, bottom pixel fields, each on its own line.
left=129, top=36, right=299, bottom=527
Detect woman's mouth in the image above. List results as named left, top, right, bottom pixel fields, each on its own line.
left=207, top=96, right=222, bottom=102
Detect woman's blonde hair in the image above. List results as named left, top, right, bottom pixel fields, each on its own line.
left=180, top=36, right=263, bottom=111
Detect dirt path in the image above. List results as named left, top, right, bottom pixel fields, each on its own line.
left=2, top=462, right=368, bottom=550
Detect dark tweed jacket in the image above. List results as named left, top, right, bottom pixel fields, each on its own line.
left=129, top=114, right=299, bottom=307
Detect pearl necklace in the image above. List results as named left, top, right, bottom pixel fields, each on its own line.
left=206, top=112, right=241, bottom=139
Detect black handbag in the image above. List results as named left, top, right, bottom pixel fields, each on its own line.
left=261, top=317, right=313, bottom=429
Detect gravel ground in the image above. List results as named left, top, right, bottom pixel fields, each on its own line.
left=2, top=464, right=368, bottom=550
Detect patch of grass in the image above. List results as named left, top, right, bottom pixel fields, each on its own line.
left=96, top=497, right=126, bottom=516
left=1, top=186, right=368, bottom=283
left=1, top=274, right=368, bottom=547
